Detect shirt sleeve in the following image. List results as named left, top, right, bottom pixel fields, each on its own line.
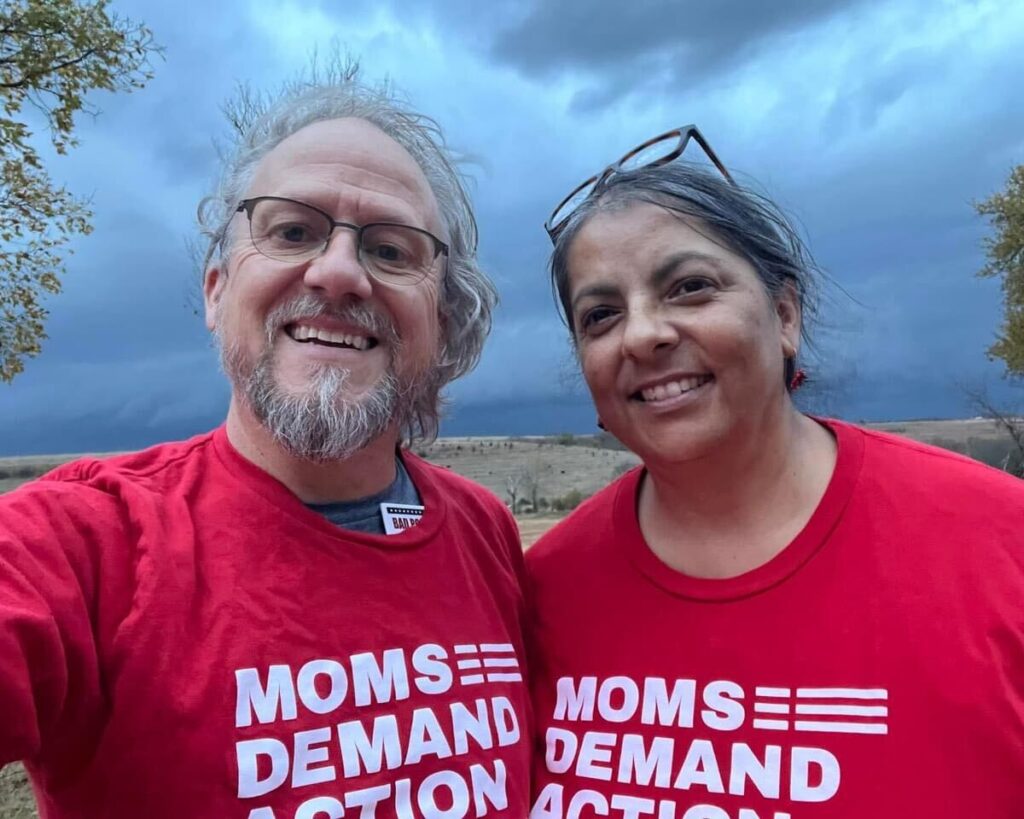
left=0, top=477, right=130, bottom=772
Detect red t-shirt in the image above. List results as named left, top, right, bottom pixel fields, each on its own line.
left=527, top=420, right=1024, bottom=819
left=0, top=428, right=531, bottom=818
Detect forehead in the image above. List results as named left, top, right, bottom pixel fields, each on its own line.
left=566, top=203, right=750, bottom=289
left=246, top=117, right=442, bottom=231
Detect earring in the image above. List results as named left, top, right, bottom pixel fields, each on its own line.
left=789, top=368, right=807, bottom=392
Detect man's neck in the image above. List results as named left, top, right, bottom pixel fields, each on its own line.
left=223, top=398, right=401, bottom=504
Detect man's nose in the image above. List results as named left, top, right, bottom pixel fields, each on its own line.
left=301, top=227, right=374, bottom=301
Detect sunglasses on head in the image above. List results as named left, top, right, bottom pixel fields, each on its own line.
left=544, top=124, right=735, bottom=242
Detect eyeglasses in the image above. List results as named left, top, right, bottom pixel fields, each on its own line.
left=544, top=124, right=734, bottom=241
left=236, top=196, right=449, bottom=286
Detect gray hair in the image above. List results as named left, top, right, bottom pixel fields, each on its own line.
left=198, top=75, right=496, bottom=443
left=549, top=162, right=821, bottom=386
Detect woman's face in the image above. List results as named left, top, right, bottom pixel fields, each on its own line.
left=566, top=202, right=801, bottom=466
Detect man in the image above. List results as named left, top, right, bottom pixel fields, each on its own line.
left=0, top=78, right=530, bottom=818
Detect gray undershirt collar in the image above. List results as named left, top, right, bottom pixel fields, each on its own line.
left=306, top=456, right=422, bottom=535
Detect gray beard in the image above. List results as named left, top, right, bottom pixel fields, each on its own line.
left=238, top=350, right=401, bottom=462
left=216, top=296, right=418, bottom=462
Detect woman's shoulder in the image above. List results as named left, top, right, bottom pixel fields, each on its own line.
left=845, top=420, right=1018, bottom=479
left=830, top=419, right=1024, bottom=511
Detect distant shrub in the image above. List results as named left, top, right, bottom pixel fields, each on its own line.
left=594, top=431, right=628, bottom=451
left=929, top=437, right=967, bottom=455
left=550, top=488, right=587, bottom=512
left=965, top=436, right=1023, bottom=474
left=0, top=463, right=55, bottom=481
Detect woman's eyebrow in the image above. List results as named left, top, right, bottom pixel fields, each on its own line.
left=571, top=283, right=620, bottom=311
left=570, top=252, right=727, bottom=311
left=650, top=251, right=725, bottom=286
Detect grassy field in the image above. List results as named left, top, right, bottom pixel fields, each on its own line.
left=2, top=419, right=1018, bottom=500
left=516, top=514, right=564, bottom=547
left=0, top=419, right=1019, bottom=814
left=0, top=765, right=36, bottom=818
left=0, top=436, right=639, bottom=504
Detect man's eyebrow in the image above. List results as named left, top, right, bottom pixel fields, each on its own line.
left=271, top=190, right=423, bottom=227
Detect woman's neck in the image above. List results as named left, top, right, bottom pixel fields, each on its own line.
left=638, top=409, right=837, bottom=579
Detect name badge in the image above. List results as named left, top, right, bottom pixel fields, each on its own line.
left=380, top=502, right=425, bottom=535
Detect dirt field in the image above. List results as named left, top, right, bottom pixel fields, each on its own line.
left=410, top=436, right=640, bottom=504
left=870, top=417, right=1009, bottom=446
left=2, top=419, right=1016, bottom=502
left=1, top=419, right=1015, bottom=497
left=0, top=436, right=638, bottom=504
left=0, top=451, right=128, bottom=495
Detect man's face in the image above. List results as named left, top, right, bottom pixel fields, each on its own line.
left=203, top=117, right=445, bottom=460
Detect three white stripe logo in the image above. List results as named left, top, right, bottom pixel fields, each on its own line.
left=752, top=687, right=889, bottom=734
left=454, top=643, right=523, bottom=686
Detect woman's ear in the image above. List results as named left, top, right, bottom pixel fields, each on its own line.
left=776, top=279, right=801, bottom=360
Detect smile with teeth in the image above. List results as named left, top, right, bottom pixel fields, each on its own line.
left=636, top=374, right=713, bottom=402
left=286, top=323, right=377, bottom=351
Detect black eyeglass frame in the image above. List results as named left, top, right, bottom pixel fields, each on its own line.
left=236, top=196, right=449, bottom=284
left=544, top=124, right=735, bottom=242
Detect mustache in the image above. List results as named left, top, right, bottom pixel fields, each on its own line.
left=263, top=295, right=400, bottom=346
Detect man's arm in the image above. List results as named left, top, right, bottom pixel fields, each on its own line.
left=0, top=479, right=128, bottom=773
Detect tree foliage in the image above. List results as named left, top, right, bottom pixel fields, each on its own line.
left=976, top=164, right=1024, bottom=376
left=0, top=0, right=159, bottom=382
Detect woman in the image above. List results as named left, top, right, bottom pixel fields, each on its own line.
left=527, top=127, right=1024, bottom=819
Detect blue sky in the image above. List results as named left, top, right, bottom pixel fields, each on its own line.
left=2, top=0, right=1023, bottom=454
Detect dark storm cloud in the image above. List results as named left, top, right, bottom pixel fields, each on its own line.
left=491, top=0, right=872, bottom=108
left=467, top=0, right=1024, bottom=423
left=2, top=0, right=1023, bottom=455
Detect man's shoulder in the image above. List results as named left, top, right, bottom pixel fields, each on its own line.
left=0, top=432, right=219, bottom=562
left=35, top=429, right=220, bottom=496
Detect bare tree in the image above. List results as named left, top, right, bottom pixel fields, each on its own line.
left=959, top=382, right=1024, bottom=477
left=519, top=453, right=553, bottom=512
left=505, top=472, right=522, bottom=512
